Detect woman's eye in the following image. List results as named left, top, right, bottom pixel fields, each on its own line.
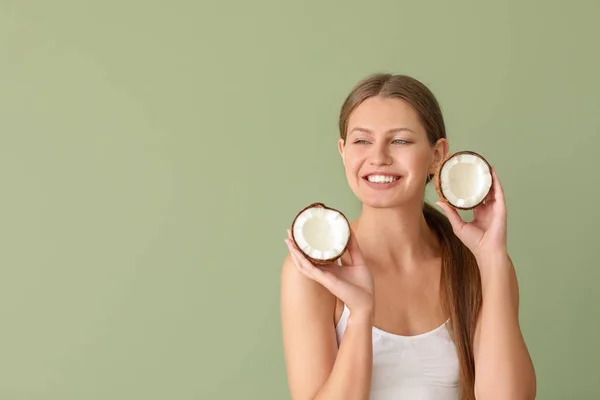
left=393, top=139, right=409, bottom=144
left=352, top=138, right=409, bottom=145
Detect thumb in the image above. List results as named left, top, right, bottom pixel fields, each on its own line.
left=436, top=201, right=465, bottom=236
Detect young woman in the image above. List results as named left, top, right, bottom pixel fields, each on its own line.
left=280, top=73, right=536, bottom=400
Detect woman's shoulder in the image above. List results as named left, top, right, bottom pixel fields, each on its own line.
left=280, top=254, right=337, bottom=316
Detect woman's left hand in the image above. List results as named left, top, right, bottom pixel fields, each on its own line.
left=436, top=167, right=508, bottom=261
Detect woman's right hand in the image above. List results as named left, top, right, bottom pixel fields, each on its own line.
left=284, top=229, right=375, bottom=321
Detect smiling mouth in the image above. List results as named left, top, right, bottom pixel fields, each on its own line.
left=363, top=174, right=401, bottom=183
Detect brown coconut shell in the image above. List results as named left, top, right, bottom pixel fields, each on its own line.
left=290, top=202, right=351, bottom=266
left=433, top=150, right=492, bottom=211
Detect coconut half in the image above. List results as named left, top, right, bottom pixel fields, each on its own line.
left=434, top=151, right=493, bottom=210
left=290, top=202, right=351, bottom=265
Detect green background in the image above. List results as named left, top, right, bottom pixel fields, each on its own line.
left=1, top=1, right=598, bottom=399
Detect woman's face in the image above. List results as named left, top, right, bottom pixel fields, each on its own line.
left=338, top=96, right=447, bottom=209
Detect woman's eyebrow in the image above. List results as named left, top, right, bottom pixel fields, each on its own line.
left=349, top=127, right=416, bottom=135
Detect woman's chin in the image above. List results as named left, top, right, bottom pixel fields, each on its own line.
left=358, top=194, right=409, bottom=209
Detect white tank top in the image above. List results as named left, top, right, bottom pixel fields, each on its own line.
left=335, top=304, right=460, bottom=400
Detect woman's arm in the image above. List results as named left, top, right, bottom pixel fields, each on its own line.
left=472, top=252, right=536, bottom=400
left=436, top=167, right=536, bottom=399
left=280, top=254, right=374, bottom=400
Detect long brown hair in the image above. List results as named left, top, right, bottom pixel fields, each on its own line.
left=338, top=73, right=482, bottom=400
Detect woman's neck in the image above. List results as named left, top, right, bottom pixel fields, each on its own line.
left=352, top=201, right=440, bottom=273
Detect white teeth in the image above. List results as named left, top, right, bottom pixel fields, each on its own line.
left=367, top=175, right=399, bottom=183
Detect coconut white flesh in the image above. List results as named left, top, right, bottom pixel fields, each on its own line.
left=440, top=153, right=492, bottom=208
left=293, top=207, right=350, bottom=261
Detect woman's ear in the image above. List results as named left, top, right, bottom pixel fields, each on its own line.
left=338, top=138, right=346, bottom=165
left=429, top=138, right=449, bottom=175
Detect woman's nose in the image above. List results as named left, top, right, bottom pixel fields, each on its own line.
left=369, top=144, right=392, bottom=166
